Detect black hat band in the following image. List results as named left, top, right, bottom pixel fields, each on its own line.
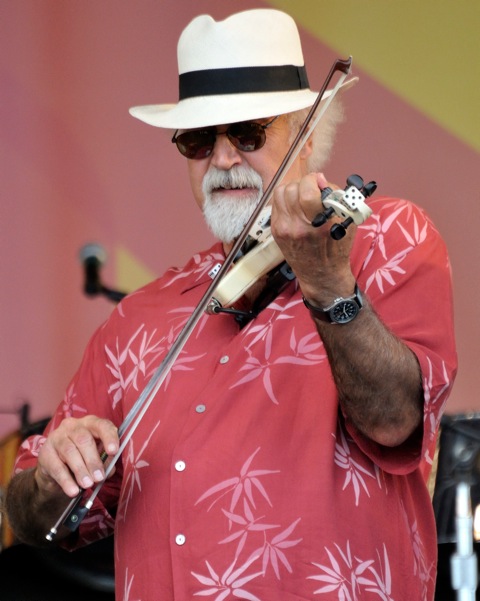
left=179, top=65, right=309, bottom=100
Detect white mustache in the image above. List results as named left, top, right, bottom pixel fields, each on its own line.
left=201, top=165, right=264, bottom=243
left=202, top=165, right=263, bottom=195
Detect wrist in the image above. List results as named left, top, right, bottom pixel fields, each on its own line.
left=299, top=271, right=356, bottom=307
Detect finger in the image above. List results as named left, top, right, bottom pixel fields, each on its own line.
left=37, top=438, right=83, bottom=497
left=275, top=174, right=318, bottom=218
left=297, top=174, right=323, bottom=221
left=83, top=415, right=119, bottom=457
left=43, top=417, right=118, bottom=492
left=63, top=417, right=119, bottom=483
left=278, top=175, right=325, bottom=235
left=316, top=172, right=329, bottom=190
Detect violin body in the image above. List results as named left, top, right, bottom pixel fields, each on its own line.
left=207, top=233, right=283, bottom=312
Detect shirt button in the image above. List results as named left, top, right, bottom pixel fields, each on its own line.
left=175, top=534, right=186, bottom=546
left=219, top=355, right=229, bottom=364
left=175, top=460, right=186, bottom=472
left=196, top=404, right=206, bottom=413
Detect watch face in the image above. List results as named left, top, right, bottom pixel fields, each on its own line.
left=331, top=300, right=360, bottom=323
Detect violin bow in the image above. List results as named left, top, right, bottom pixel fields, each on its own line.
left=46, top=56, right=353, bottom=541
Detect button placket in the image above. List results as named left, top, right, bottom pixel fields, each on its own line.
left=172, top=351, right=233, bottom=555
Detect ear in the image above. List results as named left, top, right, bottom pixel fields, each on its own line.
left=299, top=136, right=313, bottom=160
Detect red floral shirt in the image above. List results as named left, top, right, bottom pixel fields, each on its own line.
left=15, top=197, right=457, bottom=601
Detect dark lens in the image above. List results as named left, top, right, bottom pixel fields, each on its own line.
left=175, top=129, right=216, bottom=159
left=227, top=122, right=266, bottom=152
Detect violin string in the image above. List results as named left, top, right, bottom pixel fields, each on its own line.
left=46, top=57, right=353, bottom=540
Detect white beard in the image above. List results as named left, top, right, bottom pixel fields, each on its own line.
left=202, top=165, right=264, bottom=243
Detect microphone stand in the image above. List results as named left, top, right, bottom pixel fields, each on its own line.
left=80, top=243, right=127, bottom=303
left=451, top=480, right=477, bottom=600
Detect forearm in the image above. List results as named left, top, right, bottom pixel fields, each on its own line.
left=312, top=294, right=424, bottom=447
left=5, top=468, right=74, bottom=547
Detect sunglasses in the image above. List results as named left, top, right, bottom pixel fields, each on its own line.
left=172, top=116, right=279, bottom=160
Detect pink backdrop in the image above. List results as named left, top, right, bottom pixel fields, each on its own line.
left=1, top=1, right=478, bottom=438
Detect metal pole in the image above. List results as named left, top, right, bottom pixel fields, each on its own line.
left=450, top=481, right=477, bottom=600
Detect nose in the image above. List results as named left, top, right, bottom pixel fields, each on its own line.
left=209, top=132, right=243, bottom=170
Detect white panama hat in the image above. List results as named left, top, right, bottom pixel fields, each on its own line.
left=129, top=9, right=357, bottom=130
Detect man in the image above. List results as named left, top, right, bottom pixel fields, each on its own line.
left=6, top=9, right=457, bottom=601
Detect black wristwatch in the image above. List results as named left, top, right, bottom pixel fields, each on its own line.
left=303, top=285, right=363, bottom=324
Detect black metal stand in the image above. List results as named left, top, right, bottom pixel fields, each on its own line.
left=434, top=415, right=480, bottom=600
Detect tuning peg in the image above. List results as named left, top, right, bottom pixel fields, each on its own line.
left=321, top=186, right=334, bottom=200
left=346, top=174, right=364, bottom=190
left=312, top=206, right=335, bottom=228
left=330, top=217, right=354, bottom=240
left=362, top=181, right=377, bottom=198
left=330, top=223, right=346, bottom=240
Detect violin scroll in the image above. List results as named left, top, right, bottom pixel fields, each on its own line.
left=312, top=174, right=377, bottom=239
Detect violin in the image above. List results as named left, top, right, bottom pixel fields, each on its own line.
left=46, top=56, right=372, bottom=541
left=207, top=173, right=376, bottom=315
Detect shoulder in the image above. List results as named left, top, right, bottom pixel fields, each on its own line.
left=368, top=195, right=433, bottom=223
left=357, top=195, right=445, bottom=250
left=117, top=242, right=225, bottom=304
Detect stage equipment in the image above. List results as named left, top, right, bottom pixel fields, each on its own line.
left=433, top=413, right=480, bottom=600
left=79, top=243, right=126, bottom=303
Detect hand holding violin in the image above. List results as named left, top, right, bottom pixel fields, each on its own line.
left=271, top=172, right=361, bottom=305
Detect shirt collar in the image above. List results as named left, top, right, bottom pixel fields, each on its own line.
left=178, top=241, right=226, bottom=295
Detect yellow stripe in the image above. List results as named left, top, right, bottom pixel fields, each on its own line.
left=115, top=245, right=156, bottom=293
left=266, top=0, right=480, bottom=152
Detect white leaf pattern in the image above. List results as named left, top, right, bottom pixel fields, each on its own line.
left=309, top=541, right=394, bottom=600
left=231, top=324, right=326, bottom=404
left=118, top=420, right=161, bottom=522
left=194, top=448, right=302, bottom=589
left=334, top=427, right=378, bottom=506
